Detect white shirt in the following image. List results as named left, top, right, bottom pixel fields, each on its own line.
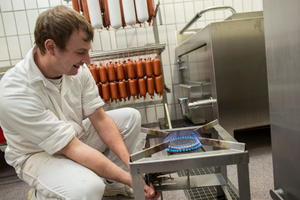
left=0, top=47, right=104, bottom=172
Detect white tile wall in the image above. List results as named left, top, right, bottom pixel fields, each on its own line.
left=0, top=0, right=263, bottom=124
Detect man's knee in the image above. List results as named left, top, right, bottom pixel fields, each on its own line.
left=70, top=177, right=105, bottom=200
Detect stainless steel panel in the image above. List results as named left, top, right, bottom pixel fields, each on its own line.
left=264, top=0, right=300, bottom=199
left=176, top=11, right=270, bottom=135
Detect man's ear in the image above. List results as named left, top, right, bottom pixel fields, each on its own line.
left=44, top=39, right=56, bottom=56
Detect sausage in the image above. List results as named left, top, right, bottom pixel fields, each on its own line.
left=118, top=81, right=127, bottom=99
left=107, top=61, right=116, bottom=82
left=87, top=0, right=103, bottom=29
left=122, top=60, right=128, bottom=80
left=107, top=0, right=122, bottom=30
left=89, top=64, right=99, bottom=83
left=101, top=83, right=110, bottom=104
left=96, top=83, right=103, bottom=98
left=102, top=0, right=111, bottom=29
left=135, top=0, right=149, bottom=23
left=147, top=0, right=155, bottom=25
left=110, top=82, right=118, bottom=102
left=99, top=64, right=108, bottom=83
left=119, top=0, right=126, bottom=28
left=82, top=0, right=91, bottom=23
left=147, top=77, right=154, bottom=99
left=153, top=56, right=162, bottom=76
left=121, top=0, right=136, bottom=26
left=72, top=0, right=80, bottom=12
left=138, top=78, right=147, bottom=99
left=125, top=80, right=131, bottom=100
left=136, top=58, right=145, bottom=78
left=145, top=57, right=153, bottom=77
left=129, top=79, right=138, bottom=100
left=127, top=59, right=136, bottom=79
left=155, top=75, right=164, bottom=97
left=116, top=61, right=125, bottom=80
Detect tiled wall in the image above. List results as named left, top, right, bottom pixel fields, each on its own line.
left=0, top=0, right=263, bottom=125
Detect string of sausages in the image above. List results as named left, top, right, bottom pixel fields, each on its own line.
left=89, top=56, right=163, bottom=104
left=72, top=0, right=155, bottom=30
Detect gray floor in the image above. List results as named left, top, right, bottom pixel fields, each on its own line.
left=0, top=127, right=273, bottom=200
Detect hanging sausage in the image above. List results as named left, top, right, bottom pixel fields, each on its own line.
left=153, top=56, right=162, bottom=76
left=99, top=63, right=108, bottom=83
left=129, top=79, right=138, bottom=100
left=101, top=83, right=110, bottom=104
left=82, top=0, right=91, bottom=23
left=101, top=0, right=111, bottom=29
left=138, top=78, right=147, bottom=100
left=122, top=0, right=136, bottom=26
left=119, top=0, right=126, bottom=28
left=87, top=0, right=103, bottom=29
left=107, top=61, right=116, bottom=82
left=107, top=0, right=122, bottom=30
left=118, top=81, right=127, bottom=101
left=136, top=58, right=145, bottom=78
left=147, top=77, right=155, bottom=99
left=145, top=57, right=153, bottom=77
left=155, top=75, right=164, bottom=97
left=135, top=0, right=149, bottom=23
left=72, top=0, right=80, bottom=12
left=127, top=59, right=136, bottom=79
left=110, top=82, right=119, bottom=103
left=89, top=64, right=99, bottom=83
left=116, top=60, right=125, bottom=80
left=147, top=0, right=155, bottom=25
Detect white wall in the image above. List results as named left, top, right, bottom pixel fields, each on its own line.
left=0, top=0, right=263, bottom=124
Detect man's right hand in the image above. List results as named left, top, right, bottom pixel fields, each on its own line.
left=143, top=179, right=161, bottom=200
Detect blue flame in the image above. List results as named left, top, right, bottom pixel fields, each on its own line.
left=164, top=130, right=202, bottom=153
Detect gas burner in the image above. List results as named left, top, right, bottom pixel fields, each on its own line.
left=163, top=130, right=201, bottom=153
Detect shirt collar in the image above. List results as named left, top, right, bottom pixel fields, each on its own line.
left=24, top=46, right=75, bottom=91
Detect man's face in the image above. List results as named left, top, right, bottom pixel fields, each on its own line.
left=53, top=29, right=92, bottom=77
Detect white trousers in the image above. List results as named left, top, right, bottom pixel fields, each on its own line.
left=20, top=108, right=141, bottom=200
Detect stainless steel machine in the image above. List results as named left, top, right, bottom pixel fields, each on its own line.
left=176, top=10, right=270, bottom=136
left=263, top=0, right=300, bottom=199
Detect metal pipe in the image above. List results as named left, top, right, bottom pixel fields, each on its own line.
left=178, top=97, right=217, bottom=115
left=179, top=6, right=236, bottom=34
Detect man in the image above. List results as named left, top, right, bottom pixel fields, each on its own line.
left=0, top=5, right=159, bottom=200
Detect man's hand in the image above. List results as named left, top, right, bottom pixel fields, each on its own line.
left=143, top=179, right=161, bottom=200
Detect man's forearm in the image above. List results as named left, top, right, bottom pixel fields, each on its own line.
left=89, top=108, right=131, bottom=169
left=59, top=136, right=133, bottom=187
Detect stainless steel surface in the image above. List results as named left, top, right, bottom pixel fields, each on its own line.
left=263, top=1, right=300, bottom=199
left=270, top=189, right=284, bottom=200
left=179, top=6, right=236, bottom=34
left=176, top=11, right=270, bottom=135
left=130, top=122, right=250, bottom=200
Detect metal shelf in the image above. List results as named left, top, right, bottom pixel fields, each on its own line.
left=90, top=43, right=166, bottom=61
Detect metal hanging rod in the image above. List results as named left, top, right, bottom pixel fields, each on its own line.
left=180, top=5, right=236, bottom=34
left=90, top=43, right=166, bottom=61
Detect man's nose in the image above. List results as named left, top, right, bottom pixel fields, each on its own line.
left=83, top=53, right=91, bottom=65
